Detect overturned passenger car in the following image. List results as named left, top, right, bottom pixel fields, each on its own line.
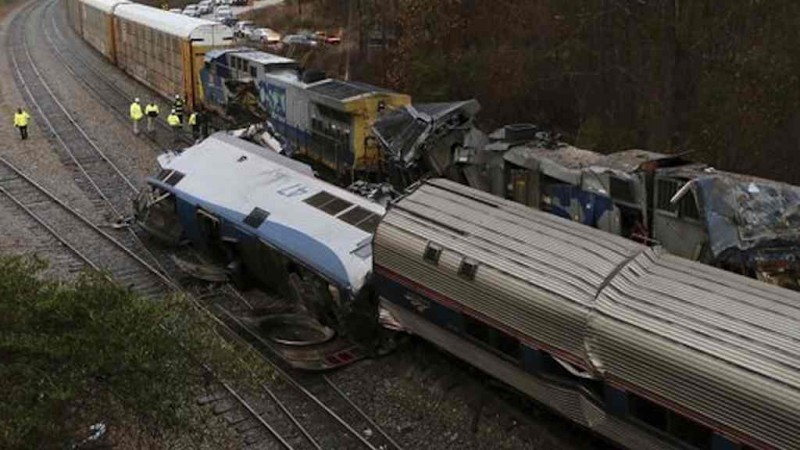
left=134, top=133, right=385, bottom=332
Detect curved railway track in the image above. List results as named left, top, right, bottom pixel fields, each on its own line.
left=5, top=3, right=406, bottom=448
left=42, top=0, right=193, bottom=148
left=0, top=156, right=291, bottom=448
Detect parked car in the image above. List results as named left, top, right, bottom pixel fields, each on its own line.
left=168, top=7, right=182, bottom=14
left=231, top=0, right=248, bottom=5
left=315, top=31, right=341, bottom=45
left=251, top=28, right=281, bottom=44
left=196, top=0, right=213, bottom=14
left=220, top=16, right=238, bottom=27
left=182, top=5, right=200, bottom=17
left=234, top=20, right=255, bottom=38
left=282, top=34, right=318, bottom=47
left=215, top=5, right=232, bottom=15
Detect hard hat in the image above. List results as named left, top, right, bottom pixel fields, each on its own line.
left=135, top=97, right=140, bottom=102
left=175, top=94, right=180, bottom=99
left=171, top=109, right=176, bottom=113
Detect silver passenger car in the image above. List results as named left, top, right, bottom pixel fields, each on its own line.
left=374, top=178, right=800, bottom=450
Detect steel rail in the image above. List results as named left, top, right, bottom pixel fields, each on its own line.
left=45, top=1, right=195, bottom=146
left=219, top=307, right=390, bottom=450
left=0, top=155, right=177, bottom=290
left=15, top=7, right=396, bottom=449
left=11, top=5, right=172, bottom=277
left=182, top=291, right=322, bottom=449
left=17, top=26, right=139, bottom=196
left=323, top=374, right=405, bottom=450
left=216, top=374, right=295, bottom=449
left=0, top=160, right=288, bottom=450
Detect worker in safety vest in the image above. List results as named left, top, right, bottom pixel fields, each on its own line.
left=145, top=101, right=160, bottom=135
left=173, top=95, right=185, bottom=124
left=167, top=109, right=181, bottom=143
left=130, top=98, right=143, bottom=135
left=188, top=110, right=200, bottom=140
left=13, top=107, right=31, bottom=140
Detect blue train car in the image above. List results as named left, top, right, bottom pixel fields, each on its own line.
left=134, top=133, right=385, bottom=325
left=201, top=48, right=299, bottom=122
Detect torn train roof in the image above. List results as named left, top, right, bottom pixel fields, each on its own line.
left=663, top=166, right=800, bottom=255
left=373, top=100, right=480, bottom=167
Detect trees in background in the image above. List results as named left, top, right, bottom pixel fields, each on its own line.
left=308, top=0, right=800, bottom=183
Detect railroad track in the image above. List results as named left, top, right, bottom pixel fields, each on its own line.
left=7, top=3, right=406, bottom=449
left=42, top=0, right=194, bottom=148
left=219, top=306, right=404, bottom=450
left=0, top=157, right=288, bottom=449
left=0, top=155, right=169, bottom=295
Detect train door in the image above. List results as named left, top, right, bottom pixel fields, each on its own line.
left=651, top=176, right=709, bottom=259
left=506, top=165, right=540, bottom=208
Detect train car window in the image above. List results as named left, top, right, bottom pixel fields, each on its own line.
left=423, top=242, right=442, bottom=265
left=250, top=66, right=257, bottom=78
left=655, top=178, right=679, bottom=212
left=628, top=393, right=668, bottom=431
left=463, top=314, right=491, bottom=345
left=655, top=178, right=700, bottom=220
left=610, top=176, right=636, bottom=204
left=494, top=329, right=520, bottom=360
left=243, top=207, right=270, bottom=228
left=317, top=103, right=352, bottom=125
left=668, top=410, right=712, bottom=449
left=162, top=170, right=185, bottom=186
left=458, top=257, right=479, bottom=280
left=677, top=189, right=700, bottom=220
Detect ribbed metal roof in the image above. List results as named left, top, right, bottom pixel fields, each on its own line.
left=81, top=0, right=130, bottom=14
left=114, top=3, right=233, bottom=43
left=590, top=252, right=800, bottom=449
left=375, top=178, right=646, bottom=365
left=377, top=178, right=800, bottom=448
left=395, top=179, right=645, bottom=297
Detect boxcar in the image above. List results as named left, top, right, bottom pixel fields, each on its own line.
left=78, top=0, right=130, bottom=62
left=65, top=0, right=83, bottom=36
left=112, top=4, right=233, bottom=109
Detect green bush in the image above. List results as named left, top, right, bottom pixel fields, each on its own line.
left=0, top=257, right=200, bottom=449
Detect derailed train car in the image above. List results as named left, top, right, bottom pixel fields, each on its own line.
left=374, top=179, right=800, bottom=450
left=134, top=133, right=385, bottom=329
left=135, top=135, right=800, bottom=449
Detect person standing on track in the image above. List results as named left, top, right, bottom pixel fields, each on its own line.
left=145, top=100, right=160, bottom=135
left=130, top=98, right=143, bottom=135
left=13, top=107, right=31, bottom=140
left=167, top=109, right=181, bottom=143
left=173, top=94, right=185, bottom=124
left=188, top=110, right=200, bottom=140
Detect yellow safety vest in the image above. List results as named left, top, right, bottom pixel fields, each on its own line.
left=167, top=114, right=181, bottom=127
left=14, top=112, right=30, bottom=127
left=188, top=112, right=197, bottom=126
left=145, top=104, right=160, bottom=116
left=130, top=102, right=143, bottom=121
